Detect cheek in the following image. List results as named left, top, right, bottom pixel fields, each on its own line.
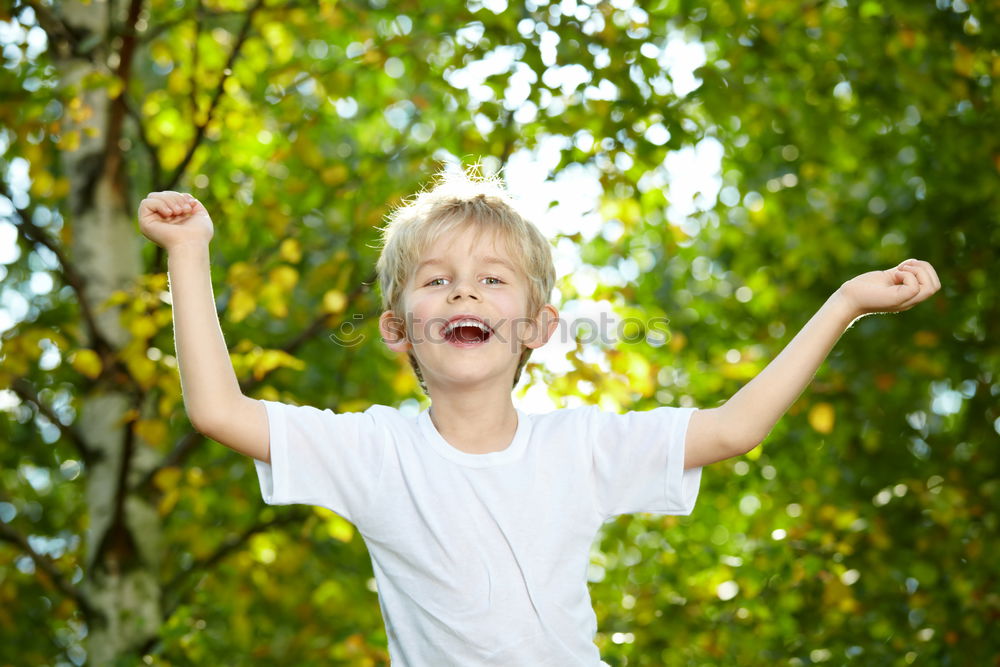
left=406, top=300, right=435, bottom=337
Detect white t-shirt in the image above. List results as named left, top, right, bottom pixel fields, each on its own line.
left=254, top=399, right=702, bottom=666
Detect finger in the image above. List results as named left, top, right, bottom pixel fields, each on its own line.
left=894, top=268, right=923, bottom=308
left=901, top=259, right=941, bottom=291
left=923, top=262, right=941, bottom=291
left=905, top=262, right=935, bottom=291
left=152, top=192, right=191, bottom=215
left=895, top=267, right=920, bottom=291
left=143, top=198, right=174, bottom=218
left=148, top=193, right=181, bottom=215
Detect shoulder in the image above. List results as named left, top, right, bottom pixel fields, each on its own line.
left=524, top=404, right=597, bottom=435
left=536, top=403, right=696, bottom=434
left=263, top=399, right=410, bottom=429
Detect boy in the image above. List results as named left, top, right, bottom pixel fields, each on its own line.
left=138, top=167, right=940, bottom=665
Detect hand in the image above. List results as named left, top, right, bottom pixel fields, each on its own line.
left=836, top=258, right=941, bottom=319
left=138, top=191, right=214, bottom=251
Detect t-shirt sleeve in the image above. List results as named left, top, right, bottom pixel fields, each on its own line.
left=589, top=405, right=703, bottom=519
left=252, top=399, right=386, bottom=525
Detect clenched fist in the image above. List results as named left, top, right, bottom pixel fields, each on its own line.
left=836, top=258, right=941, bottom=319
left=138, top=191, right=214, bottom=251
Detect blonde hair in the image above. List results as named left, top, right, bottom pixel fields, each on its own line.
left=375, top=162, right=556, bottom=394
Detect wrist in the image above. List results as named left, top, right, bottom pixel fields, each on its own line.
left=829, top=288, right=862, bottom=326
left=166, top=240, right=211, bottom=256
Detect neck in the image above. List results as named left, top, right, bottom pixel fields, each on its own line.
left=426, top=383, right=518, bottom=455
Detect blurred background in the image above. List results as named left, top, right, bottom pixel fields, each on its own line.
left=1, top=0, right=997, bottom=664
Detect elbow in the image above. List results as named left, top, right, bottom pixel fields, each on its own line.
left=188, top=411, right=215, bottom=438
left=726, top=435, right=762, bottom=459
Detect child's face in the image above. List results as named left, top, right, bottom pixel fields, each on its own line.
left=379, top=223, right=557, bottom=394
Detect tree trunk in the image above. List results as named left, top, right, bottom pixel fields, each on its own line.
left=56, top=1, right=164, bottom=661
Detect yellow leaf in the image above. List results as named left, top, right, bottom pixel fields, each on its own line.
left=146, top=273, right=169, bottom=293
left=57, top=130, right=81, bottom=151
left=269, top=265, right=299, bottom=290
left=279, top=238, right=301, bottom=263
left=106, top=77, right=124, bottom=99
left=30, top=171, right=55, bottom=198
left=253, top=349, right=306, bottom=380
left=118, top=408, right=140, bottom=425
left=668, top=330, right=687, bottom=353
left=250, top=534, right=277, bottom=564
left=227, top=261, right=260, bottom=290
left=70, top=349, right=103, bottom=379
left=158, top=394, right=179, bottom=418
left=153, top=466, right=183, bottom=492
left=167, top=69, right=188, bottom=95
left=322, top=289, right=348, bottom=314
left=135, top=418, right=168, bottom=447
left=257, top=385, right=280, bottom=401
left=187, top=466, right=206, bottom=487
left=128, top=315, right=158, bottom=340
left=321, top=164, right=348, bottom=186
left=340, top=399, right=372, bottom=413
left=157, top=488, right=180, bottom=516
left=808, top=402, right=835, bottom=434
left=128, top=356, right=157, bottom=389
left=105, top=289, right=131, bottom=307
left=314, top=507, right=355, bottom=543
left=392, top=367, right=418, bottom=394
left=259, top=281, right=286, bottom=318
left=227, top=289, right=257, bottom=323
left=53, top=177, right=71, bottom=198
left=160, top=143, right=185, bottom=170
left=326, top=514, right=354, bottom=542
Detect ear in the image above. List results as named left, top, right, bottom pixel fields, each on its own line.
left=379, top=310, right=410, bottom=352
left=523, top=304, right=560, bottom=350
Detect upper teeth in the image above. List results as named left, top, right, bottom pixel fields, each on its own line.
left=443, top=319, right=491, bottom=336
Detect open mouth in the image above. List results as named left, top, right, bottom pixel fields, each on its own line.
left=442, top=319, right=493, bottom=346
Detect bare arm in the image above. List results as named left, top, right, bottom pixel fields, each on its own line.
left=140, top=192, right=270, bottom=462
left=684, top=259, right=941, bottom=466
left=717, top=292, right=857, bottom=452
left=167, top=243, right=269, bottom=462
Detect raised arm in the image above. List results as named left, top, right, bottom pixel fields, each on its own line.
left=683, top=259, right=941, bottom=468
left=138, top=192, right=270, bottom=462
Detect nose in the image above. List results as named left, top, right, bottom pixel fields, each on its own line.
left=447, top=279, right=480, bottom=302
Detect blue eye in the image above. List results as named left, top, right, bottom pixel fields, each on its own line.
left=426, top=278, right=448, bottom=287
left=483, top=276, right=503, bottom=285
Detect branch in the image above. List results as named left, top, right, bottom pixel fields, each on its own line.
left=120, top=92, right=163, bottom=188
left=0, top=181, right=119, bottom=362
left=289, top=275, right=375, bottom=354
left=9, top=377, right=96, bottom=464
left=162, top=508, right=311, bottom=618
left=0, top=520, right=99, bottom=621
left=132, top=430, right=205, bottom=493
left=141, top=6, right=250, bottom=44
left=20, top=0, right=87, bottom=60
left=86, top=404, right=142, bottom=571
left=160, top=0, right=266, bottom=191
left=102, top=0, right=145, bottom=191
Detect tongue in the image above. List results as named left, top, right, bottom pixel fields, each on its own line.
left=451, top=326, right=487, bottom=343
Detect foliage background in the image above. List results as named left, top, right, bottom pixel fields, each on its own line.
left=1, top=0, right=997, bottom=664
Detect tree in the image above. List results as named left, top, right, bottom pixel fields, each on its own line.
left=1, top=0, right=996, bottom=664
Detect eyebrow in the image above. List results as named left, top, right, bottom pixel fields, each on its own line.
left=414, top=255, right=518, bottom=274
